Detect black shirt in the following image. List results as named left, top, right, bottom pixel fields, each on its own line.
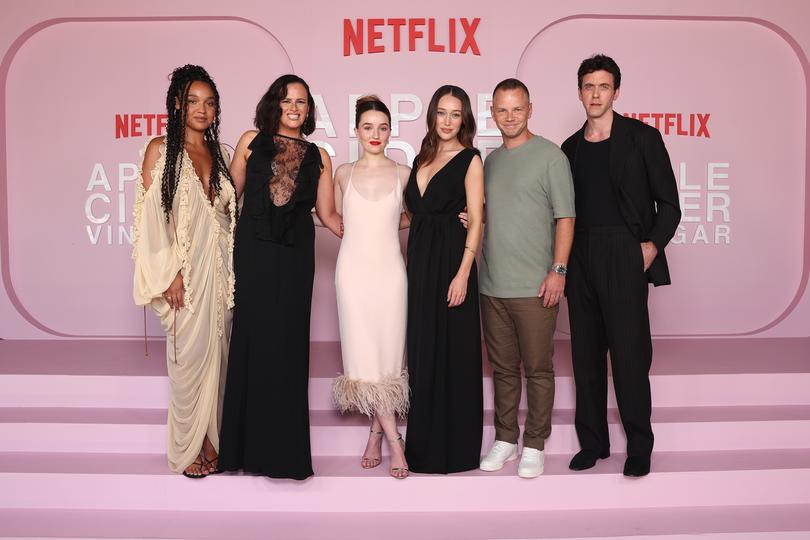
left=574, top=137, right=625, bottom=226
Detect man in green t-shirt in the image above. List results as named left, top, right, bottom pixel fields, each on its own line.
left=477, top=79, right=576, bottom=478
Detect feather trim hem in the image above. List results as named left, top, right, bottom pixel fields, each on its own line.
left=332, top=371, right=409, bottom=418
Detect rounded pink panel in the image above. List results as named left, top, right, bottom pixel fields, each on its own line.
left=518, top=18, right=806, bottom=336
left=5, top=19, right=293, bottom=336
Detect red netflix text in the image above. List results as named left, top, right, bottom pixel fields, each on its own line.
left=115, top=114, right=168, bottom=139
left=343, top=18, right=481, bottom=56
left=624, top=112, right=711, bottom=138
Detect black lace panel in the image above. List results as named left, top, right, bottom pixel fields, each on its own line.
left=269, top=136, right=308, bottom=206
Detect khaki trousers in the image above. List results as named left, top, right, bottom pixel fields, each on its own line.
left=480, top=294, right=558, bottom=450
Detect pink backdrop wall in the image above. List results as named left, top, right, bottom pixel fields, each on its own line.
left=1, top=1, right=808, bottom=340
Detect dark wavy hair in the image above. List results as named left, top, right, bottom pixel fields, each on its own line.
left=254, top=74, right=316, bottom=136
left=577, top=54, right=622, bottom=89
left=415, top=85, right=477, bottom=167
left=160, top=64, right=234, bottom=222
left=355, top=95, right=391, bottom=127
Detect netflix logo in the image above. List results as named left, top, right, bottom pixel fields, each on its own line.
left=343, top=18, right=481, bottom=56
left=624, top=112, right=710, bottom=138
left=115, top=114, right=168, bottom=139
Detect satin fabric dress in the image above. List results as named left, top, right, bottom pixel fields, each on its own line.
left=333, top=163, right=408, bottom=417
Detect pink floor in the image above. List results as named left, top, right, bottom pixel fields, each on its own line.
left=0, top=338, right=808, bottom=539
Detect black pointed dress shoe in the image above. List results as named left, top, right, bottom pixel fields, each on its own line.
left=623, top=455, right=651, bottom=477
left=568, top=448, right=610, bottom=471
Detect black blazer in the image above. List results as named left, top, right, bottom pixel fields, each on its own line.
left=562, top=111, right=681, bottom=286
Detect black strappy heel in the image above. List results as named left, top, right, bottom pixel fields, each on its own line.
left=182, top=456, right=208, bottom=479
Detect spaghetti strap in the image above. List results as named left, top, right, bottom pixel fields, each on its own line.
left=395, top=164, right=404, bottom=211
left=347, top=161, right=357, bottom=191
left=395, top=163, right=402, bottom=191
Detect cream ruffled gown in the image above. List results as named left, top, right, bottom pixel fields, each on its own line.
left=132, top=139, right=236, bottom=472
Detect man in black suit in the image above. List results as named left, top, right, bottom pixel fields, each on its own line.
left=561, top=54, right=681, bottom=477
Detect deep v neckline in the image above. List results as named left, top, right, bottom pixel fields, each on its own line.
left=416, top=148, right=466, bottom=199
left=182, top=147, right=216, bottom=207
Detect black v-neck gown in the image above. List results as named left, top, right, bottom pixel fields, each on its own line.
left=403, top=147, right=483, bottom=473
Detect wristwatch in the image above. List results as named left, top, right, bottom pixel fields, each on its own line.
left=551, top=263, right=567, bottom=276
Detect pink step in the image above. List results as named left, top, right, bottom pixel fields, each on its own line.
left=3, top=469, right=809, bottom=513
left=4, top=371, right=806, bottom=409
left=4, top=338, right=809, bottom=376
left=1, top=449, right=808, bottom=476
left=2, top=339, right=808, bottom=540
left=1, top=506, right=807, bottom=540
left=2, top=406, right=809, bottom=455
left=2, top=338, right=809, bottom=410
left=4, top=405, right=810, bottom=425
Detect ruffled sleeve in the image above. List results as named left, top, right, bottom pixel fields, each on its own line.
left=219, top=144, right=237, bottom=311
left=132, top=140, right=183, bottom=306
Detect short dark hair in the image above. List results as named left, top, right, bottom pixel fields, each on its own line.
left=493, top=78, right=530, bottom=100
left=577, top=54, right=621, bottom=89
left=254, top=74, right=317, bottom=136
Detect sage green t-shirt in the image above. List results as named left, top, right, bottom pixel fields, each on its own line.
left=479, top=135, right=575, bottom=298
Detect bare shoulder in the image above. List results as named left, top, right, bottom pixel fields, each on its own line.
left=145, top=136, right=165, bottom=158
left=317, top=145, right=333, bottom=169
left=396, top=162, right=412, bottom=176
left=317, top=145, right=331, bottom=161
left=142, top=136, right=166, bottom=169
left=237, top=130, right=259, bottom=148
left=468, top=152, right=484, bottom=171
left=141, top=137, right=166, bottom=189
left=334, top=162, right=352, bottom=189
left=334, top=162, right=352, bottom=178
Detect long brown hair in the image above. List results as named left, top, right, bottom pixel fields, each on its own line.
left=415, top=85, right=477, bottom=167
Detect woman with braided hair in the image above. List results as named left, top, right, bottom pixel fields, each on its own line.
left=132, top=65, right=237, bottom=478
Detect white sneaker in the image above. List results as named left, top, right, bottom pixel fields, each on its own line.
left=517, top=447, right=545, bottom=478
left=479, top=440, right=518, bottom=471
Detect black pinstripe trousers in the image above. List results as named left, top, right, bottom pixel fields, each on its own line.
left=567, top=225, right=654, bottom=458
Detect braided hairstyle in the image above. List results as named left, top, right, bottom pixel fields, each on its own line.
left=160, top=64, right=235, bottom=222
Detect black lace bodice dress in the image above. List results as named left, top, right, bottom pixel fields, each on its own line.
left=219, top=132, right=322, bottom=480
